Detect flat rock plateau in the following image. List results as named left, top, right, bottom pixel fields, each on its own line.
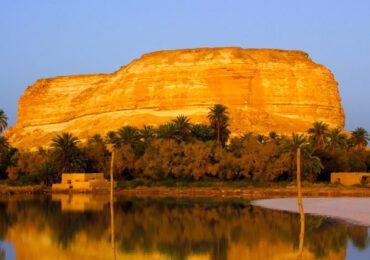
left=5, top=47, right=345, bottom=149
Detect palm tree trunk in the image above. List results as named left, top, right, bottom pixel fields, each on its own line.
left=297, top=147, right=305, bottom=258
left=110, top=149, right=115, bottom=194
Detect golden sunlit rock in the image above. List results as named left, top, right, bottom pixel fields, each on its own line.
left=5, top=47, right=344, bottom=149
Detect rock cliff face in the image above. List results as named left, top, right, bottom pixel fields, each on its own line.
left=6, top=47, right=345, bottom=149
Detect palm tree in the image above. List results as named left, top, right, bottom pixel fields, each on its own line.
left=0, top=140, right=17, bottom=179
left=296, top=144, right=304, bottom=258
left=157, top=123, right=177, bottom=143
left=91, top=133, right=104, bottom=143
left=106, top=131, right=118, bottom=146
left=269, top=131, right=277, bottom=140
left=256, top=134, right=268, bottom=144
left=350, top=127, right=369, bottom=150
left=307, top=121, right=329, bottom=148
left=283, top=133, right=321, bottom=258
left=0, top=110, right=8, bottom=134
left=284, top=133, right=307, bottom=151
left=207, top=104, right=230, bottom=146
left=172, top=115, right=192, bottom=142
left=0, top=136, right=11, bottom=177
left=191, top=124, right=213, bottom=142
left=269, top=131, right=281, bottom=144
left=287, top=135, right=322, bottom=259
left=282, top=133, right=323, bottom=180
left=0, top=136, right=9, bottom=150
left=140, top=125, right=157, bottom=143
left=219, top=127, right=231, bottom=146
left=115, top=126, right=141, bottom=148
left=240, top=132, right=254, bottom=142
left=85, top=134, right=109, bottom=173
left=327, top=128, right=348, bottom=151
left=116, top=126, right=143, bottom=169
left=51, top=133, right=85, bottom=175
left=283, top=133, right=308, bottom=252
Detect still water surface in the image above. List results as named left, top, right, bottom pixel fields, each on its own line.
left=0, top=195, right=369, bottom=260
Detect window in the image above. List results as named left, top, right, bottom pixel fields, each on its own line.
left=361, top=176, right=369, bottom=186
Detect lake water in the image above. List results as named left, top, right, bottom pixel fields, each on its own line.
left=0, top=195, right=369, bottom=260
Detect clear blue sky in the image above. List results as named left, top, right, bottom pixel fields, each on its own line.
left=0, top=0, right=369, bottom=131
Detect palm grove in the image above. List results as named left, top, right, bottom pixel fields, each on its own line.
left=0, top=106, right=369, bottom=185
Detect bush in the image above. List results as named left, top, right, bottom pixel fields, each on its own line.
left=127, top=178, right=148, bottom=188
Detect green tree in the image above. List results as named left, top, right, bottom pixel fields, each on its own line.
left=283, top=133, right=307, bottom=151
left=240, top=132, right=254, bottom=142
left=228, top=137, right=244, bottom=158
left=191, top=124, right=213, bottom=142
left=308, top=121, right=329, bottom=148
left=326, top=128, right=348, bottom=151
left=207, top=104, right=230, bottom=146
left=0, top=136, right=8, bottom=150
left=115, top=126, right=141, bottom=148
left=350, top=127, right=369, bottom=150
left=0, top=137, right=17, bottom=179
left=345, top=149, right=368, bottom=172
left=157, top=123, right=177, bottom=143
left=282, top=133, right=323, bottom=181
left=269, top=131, right=278, bottom=140
left=268, top=131, right=284, bottom=145
left=0, top=110, right=8, bottom=134
left=91, top=133, right=104, bottom=143
left=219, top=127, right=231, bottom=146
left=106, top=131, right=118, bottom=145
left=313, top=129, right=348, bottom=181
left=140, top=125, right=157, bottom=144
left=84, top=134, right=109, bottom=173
left=114, top=126, right=144, bottom=175
left=172, top=115, right=192, bottom=142
left=256, top=134, right=268, bottom=144
left=50, top=133, right=85, bottom=176
left=37, top=161, right=58, bottom=186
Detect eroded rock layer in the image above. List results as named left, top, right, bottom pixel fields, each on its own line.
left=6, top=47, right=345, bottom=149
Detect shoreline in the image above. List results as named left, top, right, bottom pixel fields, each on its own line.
left=0, top=185, right=47, bottom=195
left=114, top=186, right=370, bottom=198
left=1, top=184, right=370, bottom=198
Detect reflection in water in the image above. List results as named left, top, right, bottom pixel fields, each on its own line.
left=52, top=194, right=110, bottom=212
left=0, top=195, right=369, bottom=259
left=297, top=147, right=305, bottom=259
left=298, top=209, right=305, bottom=259
left=0, top=241, right=15, bottom=260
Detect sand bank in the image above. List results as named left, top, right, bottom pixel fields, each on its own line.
left=252, top=198, right=370, bottom=226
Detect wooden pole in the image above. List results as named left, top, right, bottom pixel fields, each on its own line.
left=110, top=149, right=116, bottom=260
left=297, top=147, right=305, bottom=259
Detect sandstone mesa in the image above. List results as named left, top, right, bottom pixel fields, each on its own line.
left=5, top=47, right=345, bottom=149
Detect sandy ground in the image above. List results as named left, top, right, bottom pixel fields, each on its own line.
left=252, top=198, right=370, bottom=227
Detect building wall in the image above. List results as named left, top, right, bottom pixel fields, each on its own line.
left=52, top=173, right=109, bottom=192
left=331, top=172, right=370, bottom=186
left=61, top=173, right=105, bottom=183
